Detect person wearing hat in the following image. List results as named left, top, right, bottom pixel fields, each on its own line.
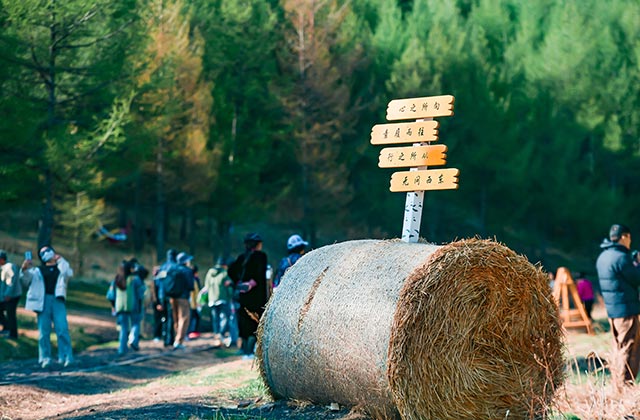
left=228, top=233, right=268, bottom=359
left=596, top=224, right=640, bottom=386
left=153, top=249, right=178, bottom=346
left=273, top=234, right=309, bottom=289
left=20, top=246, right=74, bottom=368
left=171, top=251, right=195, bottom=349
left=0, top=250, right=22, bottom=339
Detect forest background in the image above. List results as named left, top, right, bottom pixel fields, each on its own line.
left=1, top=0, right=639, bottom=277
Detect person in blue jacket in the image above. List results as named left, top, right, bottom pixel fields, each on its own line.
left=596, top=224, right=640, bottom=386
left=273, top=234, right=308, bottom=289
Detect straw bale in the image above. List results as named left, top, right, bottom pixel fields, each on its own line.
left=257, top=238, right=563, bottom=420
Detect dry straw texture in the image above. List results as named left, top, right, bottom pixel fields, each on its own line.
left=257, top=238, right=564, bottom=419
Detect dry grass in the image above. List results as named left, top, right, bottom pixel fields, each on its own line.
left=258, top=239, right=564, bottom=420
left=552, top=320, right=640, bottom=419
left=554, top=381, right=640, bottom=419
left=388, top=238, right=563, bottom=420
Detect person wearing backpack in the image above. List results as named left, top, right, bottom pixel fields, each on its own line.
left=171, top=252, right=195, bottom=349
left=107, top=259, right=146, bottom=355
left=228, top=233, right=268, bottom=359
left=273, top=234, right=308, bottom=290
left=201, top=258, right=234, bottom=347
left=154, top=249, right=177, bottom=347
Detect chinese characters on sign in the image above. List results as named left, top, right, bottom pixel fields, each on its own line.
left=378, top=144, right=447, bottom=168
left=390, top=168, right=460, bottom=192
left=370, top=120, right=439, bottom=145
left=386, top=95, right=454, bottom=121
left=370, top=94, right=459, bottom=242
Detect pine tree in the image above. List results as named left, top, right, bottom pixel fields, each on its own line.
left=191, top=0, right=283, bottom=256
left=278, top=0, right=363, bottom=244
left=132, top=0, right=213, bottom=260
left=0, top=0, right=136, bottom=247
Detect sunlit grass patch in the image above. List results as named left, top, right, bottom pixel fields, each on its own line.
left=221, top=377, right=270, bottom=401
left=206, top=413, right=268, bottom=420
left=0, top=331, right=38, bottom=362
left=66, top=280, right=111, bottom=312
left=1, top=281, right=110, bottom=361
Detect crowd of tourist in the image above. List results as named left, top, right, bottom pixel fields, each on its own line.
left=6, top=222, right=640, bottom=389
left=0, top=232, right=309, bottom=367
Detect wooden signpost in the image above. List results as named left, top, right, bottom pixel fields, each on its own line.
left=390, top=168, right=460, bottom=192
left=370, top=121, right=440, bottom=145
left=378, top=144, right=447, bottom=168
left=386, top=95, right=455, bottom=120
left=370, top=95, right=459, bottom=242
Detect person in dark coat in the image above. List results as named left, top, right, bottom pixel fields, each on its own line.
left=228, top=233, right=268, bottom=359
left=596, top=224, right=640, bottom=386
left=153, top=249, right=177, bottom=347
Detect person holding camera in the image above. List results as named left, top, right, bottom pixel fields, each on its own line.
left=596, top=224, right=640, bottom=386
left=20, top=246, right=74, bottom=368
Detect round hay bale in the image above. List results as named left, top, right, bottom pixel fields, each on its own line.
left=257, top=238, right=564, bottom=420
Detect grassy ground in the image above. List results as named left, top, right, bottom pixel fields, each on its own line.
left=0, top=227, right=635, bottom=418
left=0, top=280, right=113, bottom=362
left=3, top=283, right=640, bottom=418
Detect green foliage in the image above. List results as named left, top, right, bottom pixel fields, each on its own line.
left=192, top=0, right=284, bottom=227
left=0, top=0, right=138, bottom=246
left=3, top=0, right=640, bottom=265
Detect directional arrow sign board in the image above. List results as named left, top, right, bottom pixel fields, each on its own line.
left=390, top=168, right=460, bottom=192
left=370, top=120, right=439, bottom=145
left=386, top=95, right=454, bottom=121
left=370, top=94, right=457, bottom=243
left=378, top=144, right=447, bottom=168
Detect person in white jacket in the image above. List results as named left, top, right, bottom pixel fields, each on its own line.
left=20, top=246, right=74, bottom=368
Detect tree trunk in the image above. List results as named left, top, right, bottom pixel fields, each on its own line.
left=188, top=207, right=197, bottom=255
left=38, top=4, right=58, bottom=249
left=155, top=138, right=166, bottom=262
left=38, top=169, right=55, bottom=249
left=133, top=173, right=144, bottom=252
left=217, top=220, right=233, bottom=262
left=205, top=216, right=213, bottom=250
left=73, top=193, right=83, bottom=276
left=479, top=185, right=487, bottom=237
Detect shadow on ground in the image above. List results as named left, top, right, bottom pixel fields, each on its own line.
left=51, top=399, right=367, bottom=420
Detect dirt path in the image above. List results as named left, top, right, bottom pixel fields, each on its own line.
left=0, top=312, right=365, bottom=420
